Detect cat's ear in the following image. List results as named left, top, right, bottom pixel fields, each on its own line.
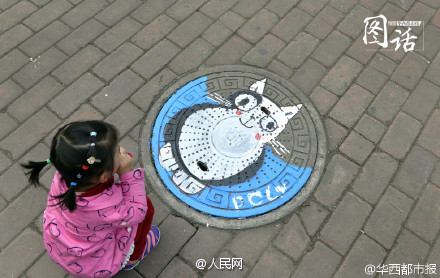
left=281, top=104, right=303, bottom=120
left=249, top=78, right=266, bottom=95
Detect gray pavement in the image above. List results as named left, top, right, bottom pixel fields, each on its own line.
left=0, top=0, right=439, bottom=277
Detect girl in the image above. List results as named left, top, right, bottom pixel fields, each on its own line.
left=22, top=120, right=160, bottom=277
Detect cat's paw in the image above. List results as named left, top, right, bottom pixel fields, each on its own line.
left=173, top=170, right=205, bottom=194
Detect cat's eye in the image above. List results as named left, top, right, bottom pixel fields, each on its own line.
left=261, top=106, right=270, bottom=115
left=234, top=94, right=258, bottom=111
left=260, top=116, right=277, bottom=132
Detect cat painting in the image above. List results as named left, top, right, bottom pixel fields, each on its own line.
left=159, top=79, right=302, bottom=194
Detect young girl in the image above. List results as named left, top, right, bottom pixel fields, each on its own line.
left=22, top=120, right=160, bottom=277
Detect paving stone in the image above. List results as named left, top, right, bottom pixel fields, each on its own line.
left=22, top=0, right=72, bottom=31
left=226, top=223, right=281, bottom=266
left=271, top=8, right=312, bottom=42
left=346, top=34, right=379, bottom=65
left=93, top=42, right=143, bottom=81
left=0, top=229, right=45, bottom=278
left=339, top=131, right=375, bottom=165
left=131, top=14, right=178, bottom=51
left=0, top=186, right=47, bottom=248
left=417, top=25, right=440, bottom=60
left=200, top=0, right=239, bottom=19
left=104, top=101, right=144, bottom=137
left=312, top=31, right=351, bottom=67
left=0, top=161, right=31, bottom=201
left=426, top=237, right=440, bottom=278
left=298, top=201, right=329, bottom=236
left=356, top=66, right=388, bottom=95
left=364, top=186, right=414, bottom=248
left=148, top=191, right=171, bottom=226
left=57, top=19, right=107, bottom=55
left=0, top=80, right=23, bottom=111
left=337, top=5, right=374, bottom=39
left=352, top=152, right=399, bottom=204
left=298, top=0, right=328, bottom=15
left=392, top=145, right=437, bottom=198
left=131, top=40, right=180, bottom=79
left=391, top=52, right=429, bottom=90
left=333, top=235, right=386, bottom=278
left=274, top=214, right=310, bottom=260
left=324, top=119, right=348, bottom=151
left=0, top=113, right=17, bottom=140
left=201, top=21, right=233, bottom=47
left=237, top=9, right=278, bottom=43
left=329, top=84, right=374, bottom=128
left=0, top=108, right=60, bottom=159
left=131, top=68, right=178, bottom=112
left=278, top=33, right=319, bottom=68
left=321, top=56, right=363, bottom=96
left=403, top=80, right=440, bottom=123
left=321, top=193, right=372, bottom=254
left=249, top=246, right=294, bottom=277
left=359, top=0, right=387, bottom=12
left=329, top=0, right=358, bottom=13
left=267, top=60, right=293, bottom=80
left=219, top=11, right=245, bottom=31
left=305, top=16, right=334, bottom=40
left=309, top=86, right=339, bottom=116
left=94, top=17, right=142, bottom=53
left=422, top=0, right=440, bottom=8
left=180, top=227, right=231, bottom=263
left=0, top=151, right=12, bottom=173
left=131, top=0, right=176, bottom=24
left=0, top=0, right=20, bottom=9
left=417, top=109, right=440, bottom=157
left=166, top=0, right=207, bottom=22
left=407, top=183, right=440, bottom=242
left=379, top=112, right=422, bottom=160
left=368, top=81, right=410, bottom=124
left=290, top=59, right=327, bottom=95
left=95, top=0, right=141, bottom=26
left=0, top=50, right=30, bottom=84
left=314, top=154, right=359, bottom=207
left=425, top=53, right=440, bottom=87
left=168, top=38, right=215, bottom=74
left=206, top=36, right=252, bottom=65
left=167, top=12, right=212, bottom=48
left=403, top=2, right=436, bottom=34
left=369, top=53, right=398, bottom=75
left=0, top=24, right=33, bottom=57
left=0, top=1, right=37, bottom=33
left=25, top=252, right=68, bottom=278
left=292, top=242, right=341, bottom=278
left=157, top=257, right=198, bottom=278
left=135, top=215, right=196, bottom=277
left=49, top=73, right=104, bottom=118
left=265, top=0, right=299, bottom=17
left=61, top=0, right=107, bottom=28
left=232, top=0, right=269, bottom=18
left=431, top=161, right=440, bottom=187
left=354, top=114, right=387, bottom=144
left=53, top=45, right=105, bottom=85
left=385, top=229, right=430, bottom=267
left=203, top=250, right=248, bottom=277
left=432, top=9, right=440, bottom=28
left=91, top=70, right=144, bottom=115
left=388, top=0, right=415, bottom=10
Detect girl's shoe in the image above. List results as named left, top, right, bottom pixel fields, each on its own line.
left=123, top=226, right=160, bottom=271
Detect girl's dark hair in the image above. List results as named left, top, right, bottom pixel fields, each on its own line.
left=21, top=121, right=119, bottom=212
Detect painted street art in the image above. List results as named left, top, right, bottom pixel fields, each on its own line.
left=150, top=71, right=320, bottom=218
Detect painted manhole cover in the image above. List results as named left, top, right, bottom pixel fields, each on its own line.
left=141, top=66, right=326, bottom=229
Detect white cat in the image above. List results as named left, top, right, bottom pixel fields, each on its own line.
left=159, top=79, right=302, bottom=194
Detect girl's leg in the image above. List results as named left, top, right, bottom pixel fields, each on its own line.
left=128, top=196, right=155, bottom=261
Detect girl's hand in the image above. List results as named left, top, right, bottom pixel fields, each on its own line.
left=117, top=146, right=133, bottom=175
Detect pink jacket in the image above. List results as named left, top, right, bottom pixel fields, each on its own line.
left=43, top=169, right=148, bottom=278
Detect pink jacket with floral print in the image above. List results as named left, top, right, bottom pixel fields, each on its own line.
left=43, top=169, right=148, bottom=278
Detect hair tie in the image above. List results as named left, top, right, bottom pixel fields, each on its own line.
left=70, top=182, right=77, bottom=187
left=46, top=158, right=51, bottom=164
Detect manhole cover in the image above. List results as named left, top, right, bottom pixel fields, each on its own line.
left=141, top=66, right=326, bottom=229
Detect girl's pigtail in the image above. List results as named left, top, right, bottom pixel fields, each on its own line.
left=63, top=185, right=77, bottom=212
left=21, top=160, right=50, bottom=186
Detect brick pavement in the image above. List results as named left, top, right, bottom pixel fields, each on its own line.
left=0, top=0, right=439, bottom=277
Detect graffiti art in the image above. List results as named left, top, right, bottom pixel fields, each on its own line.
left=145, top=66, right=326, bottom=224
